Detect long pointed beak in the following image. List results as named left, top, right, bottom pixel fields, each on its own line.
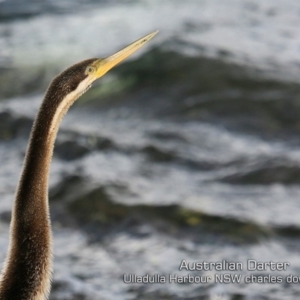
left=93, top=30, right=158, bottom=79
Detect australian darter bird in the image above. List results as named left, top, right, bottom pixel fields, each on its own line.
left=0, top=30, right=158, bottom=300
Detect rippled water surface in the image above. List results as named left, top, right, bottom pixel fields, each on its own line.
left=1, top=0, right=300, bottom=299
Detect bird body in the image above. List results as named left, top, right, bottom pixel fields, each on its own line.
left=0, top=31, right=157, bottom=299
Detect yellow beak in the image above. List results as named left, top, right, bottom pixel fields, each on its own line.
left=93, top=30, right=158, bottom=79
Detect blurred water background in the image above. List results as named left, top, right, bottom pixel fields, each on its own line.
left=1, top=0, right=300, bottom=299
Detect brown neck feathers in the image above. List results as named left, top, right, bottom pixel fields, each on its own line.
left=0, top=58, right=95, bottom=300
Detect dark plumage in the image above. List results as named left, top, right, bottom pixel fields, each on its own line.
left=0, top=59, right=98, bottom=300
left=0, top=31, right=157, bottom=300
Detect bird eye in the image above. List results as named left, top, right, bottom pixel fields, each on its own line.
left=86, top=66, right=95, bottom=74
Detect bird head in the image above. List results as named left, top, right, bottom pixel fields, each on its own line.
left=48, top=30, right=158, bottom=105
left=43, top=30, right=158, bottom=142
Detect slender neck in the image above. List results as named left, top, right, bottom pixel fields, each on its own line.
left=0, top=93, right=67, bottom=299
